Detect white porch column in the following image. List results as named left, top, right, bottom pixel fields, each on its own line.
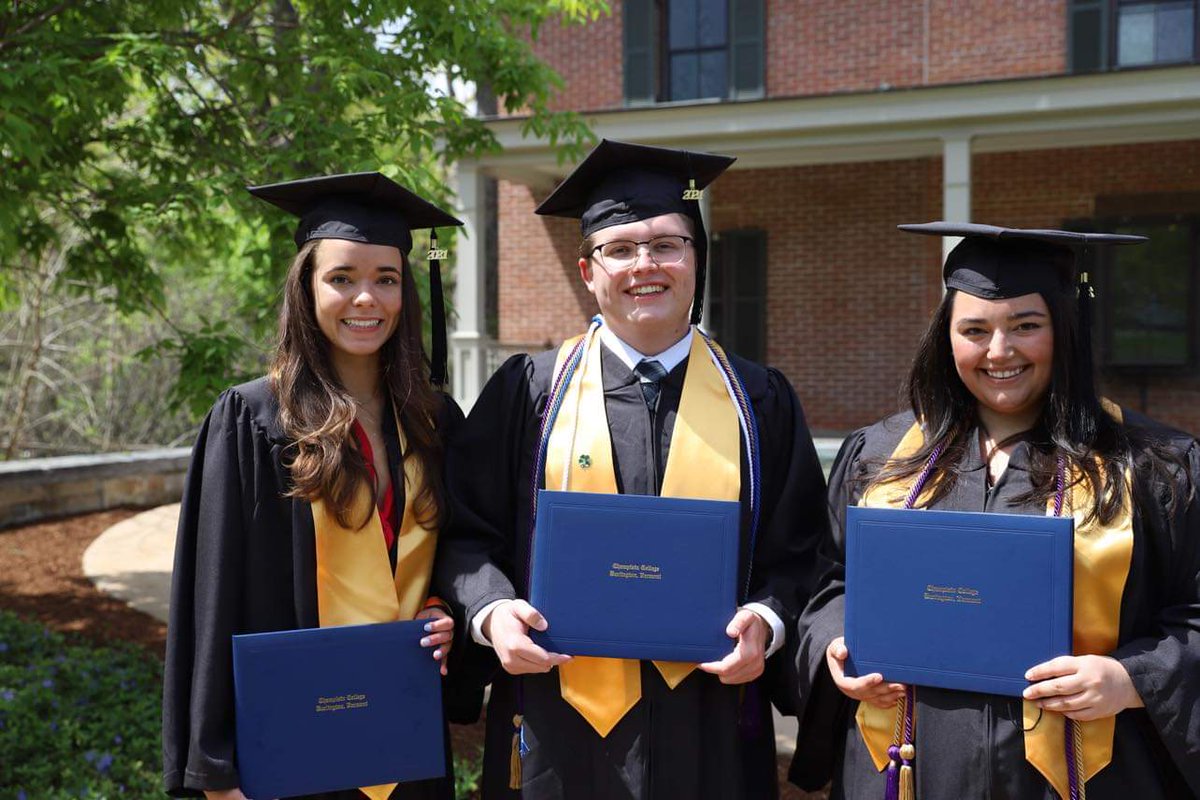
left=450, top=161, right=492, bottom=411
left=941, top=133, right=973, bottom=262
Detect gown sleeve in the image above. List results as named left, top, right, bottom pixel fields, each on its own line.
left=1111, top=437, right=1200, bottom=795
left=433, top=392, right=490, bottom=724
left=433, top=355, right=536, bottom=657
left=746, top=369, right=832, bottom=671
left=162, top=388, right=261, bottom=796
left=786, top=428, right=869, bottom=791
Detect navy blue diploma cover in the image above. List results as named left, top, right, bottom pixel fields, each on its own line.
left=232, top=619, right=444, bottom=799
left=529, top=489, right=740, bottom=662
left=845, top=506, right=1074, bottom=696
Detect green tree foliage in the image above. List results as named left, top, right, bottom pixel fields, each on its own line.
left=0, top=0, right=604, bottom=436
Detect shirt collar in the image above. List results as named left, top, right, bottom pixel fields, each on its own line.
left=598, top=324, right=694, bottom=377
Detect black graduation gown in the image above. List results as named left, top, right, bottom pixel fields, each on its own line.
left=162, top=377, right=479, bottom=799
left=433, top=343, right=831, bottom=799
left=787, top=409, right=1200, bottom=799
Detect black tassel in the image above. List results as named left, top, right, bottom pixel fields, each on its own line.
left=428, top=229, right=447, bottom=387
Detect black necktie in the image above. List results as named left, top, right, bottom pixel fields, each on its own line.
left=633, top=359, right=668, bottom=412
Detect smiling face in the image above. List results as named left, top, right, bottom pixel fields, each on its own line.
left=950, top=291, right=1055, bottom=433
left=310, top=239, right=405, bottom=370
left=578, top=212, right=696, bottom=354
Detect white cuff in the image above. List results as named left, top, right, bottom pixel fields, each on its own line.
left=470, top=599, right=515, bottom=647
left=741, top=602, right=785, bottom=658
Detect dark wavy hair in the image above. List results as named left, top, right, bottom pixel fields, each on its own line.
left=866, top=286, right=1139, bottom=525
left=268, top=239, right=445, bottom=530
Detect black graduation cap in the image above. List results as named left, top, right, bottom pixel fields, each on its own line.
left=247, top=172, right=463, bottom=386
left=535, top=139, right=736, bottom=325
left=897, top=221, right=1146, bottom=299
left=900, top=221, right=1149, bottom=381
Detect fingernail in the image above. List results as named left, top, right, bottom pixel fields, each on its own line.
left=433, top=649, right=442, bottom=659
left=424, top=622, right=434, bottom=632
left=420, top=637, right=431, bottom=647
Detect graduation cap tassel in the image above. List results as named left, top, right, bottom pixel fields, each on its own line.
left=1077, top=266, right=1096, bottom=396
left=691, top=254, right=707, bottom=326
left=428, top=229, right=448, bottom=387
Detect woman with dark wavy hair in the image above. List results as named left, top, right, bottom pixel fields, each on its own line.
left=788, top=223, right=1200, bottom=799
left=163, top=173, right=470, bottom=800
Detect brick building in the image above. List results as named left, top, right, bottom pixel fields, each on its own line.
left=450, top=0, right=1200, bottom=435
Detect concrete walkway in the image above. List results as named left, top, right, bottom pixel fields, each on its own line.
left=83, top=503, right=800, bottom=755
left=83, top=503, right=179, bottom=624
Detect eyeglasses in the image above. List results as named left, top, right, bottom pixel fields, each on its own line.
left=589, top=235, right=693, bottom=272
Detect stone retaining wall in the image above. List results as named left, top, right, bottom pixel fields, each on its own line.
left=0, top=437, right=844, bottom=530
left=0, top=449, right=191, bottom=529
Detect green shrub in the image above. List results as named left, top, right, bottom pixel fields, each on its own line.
left=0, top=611, right=161, bottom=799
left=0, top=612, right=483, bottom=799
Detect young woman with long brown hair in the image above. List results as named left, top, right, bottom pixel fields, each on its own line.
left=163, top=173, right=471, bottom=800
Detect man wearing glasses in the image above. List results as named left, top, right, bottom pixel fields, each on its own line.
left=435, top=140, right=829, bottom=798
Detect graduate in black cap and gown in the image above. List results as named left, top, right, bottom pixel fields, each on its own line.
left=432, top=139, right=831, bottom=798
left=787, top=223, right=1200, bottom=799
left=162, top=172, right=477, bottom=799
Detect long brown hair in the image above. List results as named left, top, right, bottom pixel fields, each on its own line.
left=269, top=239, right=445, bottom=529
left=864, top=287, right=1188, bottom=526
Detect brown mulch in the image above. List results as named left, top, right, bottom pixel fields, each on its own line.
left=0, top=508, right=823, bottom=799
left=0, top=507, right=166, bottom=657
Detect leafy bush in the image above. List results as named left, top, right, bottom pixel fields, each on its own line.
left=0, top=612, right=484, bottom=798
left=0, top=611, right=161, bottom=799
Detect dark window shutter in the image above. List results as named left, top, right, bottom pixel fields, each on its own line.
left=709, top=229, right=767, bottom=363
left=729, top=0, right=764, bottom=98
left=1069, top=0, right=1109, bottom=73
left=624, top=0, right=659, bottom=105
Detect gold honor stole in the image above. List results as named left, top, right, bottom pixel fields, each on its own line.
left=544, top=328, right=742, bottom=738
left=853, top=411, right=1133, bottom=799
left=311, top=418, right=437, bottom=800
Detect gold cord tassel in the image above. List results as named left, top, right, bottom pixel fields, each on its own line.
left=509, top=714, right=523, bottom=790
left=899, top=743, right=916, bottom=800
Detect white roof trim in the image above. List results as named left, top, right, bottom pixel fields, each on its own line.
left=472, top=66, right=1200, bottom=180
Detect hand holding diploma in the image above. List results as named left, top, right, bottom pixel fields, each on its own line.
left=698, top=609, right=769, bottom=685
left=485, top=600, right=572, bottom=675
left=1023, top=655, right=1145, bottom=720
left=826, top=636, right=907, bottom=709
left=415, top=606, right=454, bottom=676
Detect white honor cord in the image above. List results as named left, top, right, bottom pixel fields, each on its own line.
left=706, top=341, right=757, bottom=501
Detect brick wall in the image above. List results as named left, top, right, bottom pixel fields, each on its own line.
left=496, top=139, right=1200, bottom=435
left=512, top=0, right=1069, bottom=114
left=924, top=0, right=1064, bottom=85
left=769, top=0, right=1066, bottom=97
left=711, top=157, right=945, bottom=432
left=766, top=0, right=927, bottom=97
left=496, top=180, right=598, bottom=348
left=526, top=7, right=624, bottom=113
